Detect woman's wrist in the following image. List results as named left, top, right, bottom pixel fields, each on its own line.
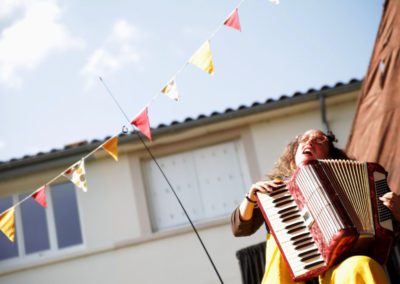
left=245, top=194, right=257, bottom=204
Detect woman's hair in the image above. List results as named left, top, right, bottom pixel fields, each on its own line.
left=268, top=131, right=349, bottom=179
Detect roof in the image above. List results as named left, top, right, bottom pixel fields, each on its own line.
left=0, top=78, right=361, bottom=176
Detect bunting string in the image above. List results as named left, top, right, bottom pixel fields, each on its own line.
left=146, top=0, right=247, bottom=106
left=0, top=0, right=281, bottom=281
left=1, top=135, right=120, bottom=212
left=0, top=0, right=281, bottom=217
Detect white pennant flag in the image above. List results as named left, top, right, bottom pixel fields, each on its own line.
left=161, top=78, right=180, bottom=101
left=63, top=159, right=88, bottom=192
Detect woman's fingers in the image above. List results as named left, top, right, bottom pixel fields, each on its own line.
left=265, top=180, right=286, bottom=191
left=379, top=192, right=400, bottom=221
left=250, top=180, right=286, bottom=195
left=250, top=182, right=268, bottom=194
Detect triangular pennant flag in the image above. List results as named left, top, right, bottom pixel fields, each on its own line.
left=64, top=160, right=88, bottom=192
left=102, top=136, right=119, bottom=161
left=32, top=185, right=47, bottom=208
left=188, top=40, right=214, bottom=75
left=224, top=8, right=241, bottom=31
left=161, top=78, right=180, bottom=101
left=131, top=107, right=152, bottom=141
left=0, top=207, right=15, bottom=242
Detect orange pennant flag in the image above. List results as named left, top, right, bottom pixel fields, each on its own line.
left=188, top=40, right=214, bottom=75
left=224, top=8, right=241, bottom=31
left=131, top=107, right=152, bottom=141
left=0, top=207, right=15, bottom=242
left=102, top=136, right=119, bottom=161
left=32, top=185, right=47, bottom=208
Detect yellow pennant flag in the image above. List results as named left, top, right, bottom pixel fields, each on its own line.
left=189, top=40, right=214, bottom=75
left=64, top=160, right=88, bottom=192
left=102, top=136, right=119, bottom=161
left=0, top=207, right=15, bottom=242
left=161, top=77, right=180, bottom=101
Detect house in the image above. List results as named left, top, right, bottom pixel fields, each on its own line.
left=0, top=79, right=361, bottom=283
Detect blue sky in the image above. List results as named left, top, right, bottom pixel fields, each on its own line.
left=0, top=0, right=382, bottom=161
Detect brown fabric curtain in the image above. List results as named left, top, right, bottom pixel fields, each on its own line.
left=346, top=1, right=400, bottom=281
left=346, top=0, right=400, bottom=192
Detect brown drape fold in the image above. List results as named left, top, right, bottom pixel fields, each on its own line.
left=346, top=0, right=400, bottom=192
left=347, top=2, right=400, bottom=280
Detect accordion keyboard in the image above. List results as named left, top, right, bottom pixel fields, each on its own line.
left=257, top=187, right=325, bottom=277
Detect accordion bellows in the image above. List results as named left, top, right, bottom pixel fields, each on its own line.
left=256, top=159, right=394, bottom=281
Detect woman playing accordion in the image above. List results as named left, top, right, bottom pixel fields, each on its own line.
left=231, top=129, right=400, bottom=284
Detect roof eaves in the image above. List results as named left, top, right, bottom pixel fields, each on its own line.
left=0, top=79, right=362, bottom=174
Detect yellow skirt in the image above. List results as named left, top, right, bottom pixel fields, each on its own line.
left=262, top=234, right=389, bottom=284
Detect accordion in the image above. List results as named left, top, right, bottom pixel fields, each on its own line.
left=256, top=159, right=395, bottom=281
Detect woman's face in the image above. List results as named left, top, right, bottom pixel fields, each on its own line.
left=294, top=129, right=330, bottom=167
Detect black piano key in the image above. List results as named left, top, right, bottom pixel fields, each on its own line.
left=301, top=253, right=321, bottom=262
left=295, top=241, right=314, bottom=250
left=304, top=260, right=325, bottom=270
left=298, top=248, right=319, bottom=258
left=280, top=209, right=299, bottom=218
left=274, top=199, right=294, bottom=207
left=285, top=221, right=304, bottom=230
left=269, top=189, right=288, bottom=197
left=278, top=205, right=297, bottom=214
left=282, top=214, right=301, bottom=223
left=292, top=237, right=312, bottom=246
left=290, top=232, right=310, bottom=241
left=287, top=225, right=306, bottom=234
left=272, top=195, right=292, bottom=204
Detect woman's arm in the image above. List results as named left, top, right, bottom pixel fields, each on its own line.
left=231, top=205, right=264, bottom=236
left=231, top=179, right=285, bottom=236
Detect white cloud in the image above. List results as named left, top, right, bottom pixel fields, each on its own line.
left=0, top=0, right=25, bottom=19
left=81, top=19, right=143, bottom=90
left=111, top=20, right=140, bottom=42
left=0, top=0, right=84, bottom=88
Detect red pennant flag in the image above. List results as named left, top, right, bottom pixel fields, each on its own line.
left=224, top=8, right=241, bottom=32
left=131, top=107, right=152, bottom=141
left=32, top=185, right=47, bottom=208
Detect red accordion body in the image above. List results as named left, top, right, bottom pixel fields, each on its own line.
left=256, top=160, right=394, bottom=281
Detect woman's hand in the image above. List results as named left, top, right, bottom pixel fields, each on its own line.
left=239, top=179, right=287, bottom=221
left=247, top=179, right=286, bottom=202
left=379, top=191, right=400, bottom=222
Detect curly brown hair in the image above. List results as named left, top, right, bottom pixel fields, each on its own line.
left=268, top=131, right=349, bottom=179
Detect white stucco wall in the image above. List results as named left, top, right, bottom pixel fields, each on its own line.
left=79, top=154, right=142, bottom=248
left=0, top=92, right=358, bottom=284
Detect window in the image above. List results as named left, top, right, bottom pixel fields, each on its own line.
left=142, top=140, right=249, bottom=231
left=51, top=183, right=83, bottom=249
left=0, top=197, right=18, bottom=261
left=0, top=182, right=83, bottom=263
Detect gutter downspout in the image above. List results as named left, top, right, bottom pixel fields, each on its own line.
left=319, top=93, right=330, bottom=133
